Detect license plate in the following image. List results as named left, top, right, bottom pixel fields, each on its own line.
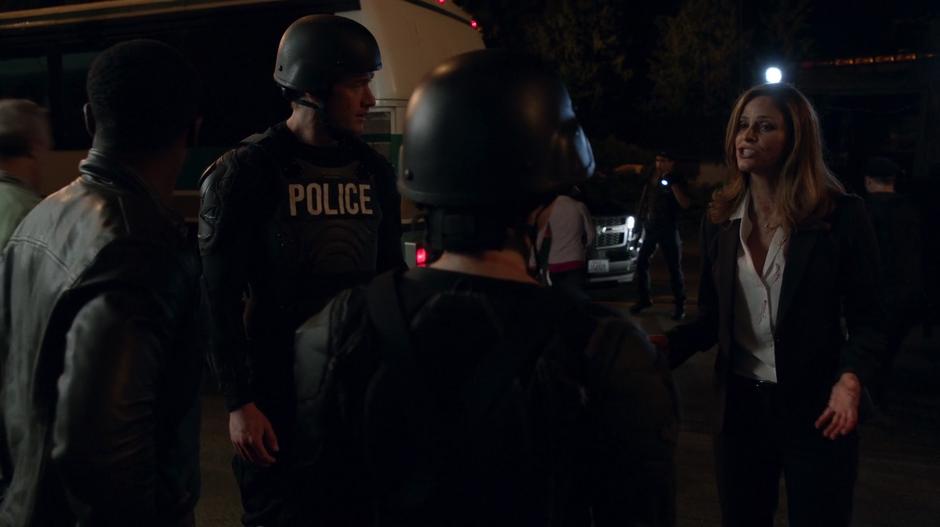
left=588, top=259, right=610, bottom=273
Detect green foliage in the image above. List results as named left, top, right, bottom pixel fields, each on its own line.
left=646, top=0, right=815, bottom=157
left=647, top=0, right=741, bottom=152
left=456, top=0, right=817, bottom=158
left=592, top=135, right=653, bottom=169
left=759, top=0, right=814, bottom=60
left=454, top=0, right=633, bottom=132
left=518, top=1, right=632, bottom=114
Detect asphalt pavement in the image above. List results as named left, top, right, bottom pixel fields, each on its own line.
left=595, top=234, right=940, bottom=527
left=195, top=235, right=940, bottom=526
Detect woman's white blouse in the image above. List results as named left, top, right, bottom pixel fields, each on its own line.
left=730, top=191, right=789, bottom=383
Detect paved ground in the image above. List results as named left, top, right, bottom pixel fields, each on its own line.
left=595, top=235, right=940, bottom=527
left=197, top=392, right=243, bottom=526
left=604, top=299, right=940, bottom=527
left=196, top=237, right=940, bottom=526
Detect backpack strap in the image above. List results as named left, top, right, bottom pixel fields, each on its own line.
left=460, top=294, right=561, bottom=423
left=365, top=270, right=415, bottom=364
left=365, top=272, right=568, bottom=426
left=363, top=270, right=436, bottom=509
left=363, top=274, right=592, bottom=518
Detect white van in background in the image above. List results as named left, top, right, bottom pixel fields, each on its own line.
left=345, top=0, right=484, bottom=180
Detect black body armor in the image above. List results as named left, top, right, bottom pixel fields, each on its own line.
left=199, top=123, right=403, bottom=412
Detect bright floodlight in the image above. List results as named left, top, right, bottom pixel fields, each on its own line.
left=765, top=67, right=783, bottom=84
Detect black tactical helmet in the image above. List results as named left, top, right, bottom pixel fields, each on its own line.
left=273, top=14, right=382, bottom=97
left=401, top=50, right=594, bottom=210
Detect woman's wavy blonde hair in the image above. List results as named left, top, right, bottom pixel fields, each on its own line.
left=708, top=84, right=844, bottom=226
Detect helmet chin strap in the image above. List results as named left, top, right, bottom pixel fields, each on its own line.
left=287, top=91, right=358, bottom=144
left=283, top=87, right=323, bottom=111
left=293, top=98, right=321, bottom=111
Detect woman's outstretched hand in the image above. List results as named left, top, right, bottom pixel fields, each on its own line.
left=815, top=373, right=862, bottom=440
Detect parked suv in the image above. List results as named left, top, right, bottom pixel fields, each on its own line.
left=587, top=212, right=641, bottom=285
left=402, top=208, right=642, bottom=285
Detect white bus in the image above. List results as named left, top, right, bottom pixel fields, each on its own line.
left=0, top=0, right=484, bottom=222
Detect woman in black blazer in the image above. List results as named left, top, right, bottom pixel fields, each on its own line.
left=659, top=84, right=885, bottom=526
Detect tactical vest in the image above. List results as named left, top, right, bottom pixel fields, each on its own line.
left=242, top=130, right=385, bottom=329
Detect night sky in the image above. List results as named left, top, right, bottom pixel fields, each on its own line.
left=803, top=0, right=938, bottom=58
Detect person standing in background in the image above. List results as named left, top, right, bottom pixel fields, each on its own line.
left=863, top=156, right=924, bottom=404
left=537, top=189, right=595, bottom=296
left=0, top=99, right=50, bottom=248
left=631, top=151, right=690, bottom=320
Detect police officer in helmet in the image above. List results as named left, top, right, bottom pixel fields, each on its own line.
left=199, top=15, right=404, bottom=525
left=291, top=50, right=677, bottom=526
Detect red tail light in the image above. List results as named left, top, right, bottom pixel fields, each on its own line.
left=416, top=247, right=428, bottom=267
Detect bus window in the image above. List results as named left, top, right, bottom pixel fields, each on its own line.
left=363, top=109, right=395, bottom=167
left=0, top=56, right=47, bottom=102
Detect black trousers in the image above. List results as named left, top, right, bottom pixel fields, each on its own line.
left=715, top=376, right=858, bottom=527
left=636, top=225, right=686, bottom=305
left=232, top=395, right=295, bottom=527
left=233, top=453, right=291, bottom=526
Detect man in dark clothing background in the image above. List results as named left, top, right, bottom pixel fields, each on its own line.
left=632, top=151, right=691, bottom=320
left=198, top=14, right=404, bottom=525
left=290, top=50, right=678, bottom=526
left=0, top=39, right=203, bottom=526
left=863, top=156, right=925, bottom=403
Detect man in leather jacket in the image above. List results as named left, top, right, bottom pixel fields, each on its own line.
left=290, top=51, right=678, bottom=526
left=0, top=40, right=203, bottom=526
left=198, top=15, right=403, bottom=525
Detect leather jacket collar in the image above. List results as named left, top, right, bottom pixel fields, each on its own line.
left=79, top=149, right=185, bottom=233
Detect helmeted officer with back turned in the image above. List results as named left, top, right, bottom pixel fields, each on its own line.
left=290, top=50, right=678, bottom=526
left=198, top=14, right=404, bottom=525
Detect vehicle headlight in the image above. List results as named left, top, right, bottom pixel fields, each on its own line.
left=626, top=215, right=635, bottom=229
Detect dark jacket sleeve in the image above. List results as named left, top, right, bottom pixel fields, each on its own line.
left=666, top=216, right=720, bottom=368
left=836, top=196, right=886, bottom=385
left=198, top=148, right=268, bottom=411
left=51, top=289, right=170, bottom=526
left=586, top=316, right=678, bottom=527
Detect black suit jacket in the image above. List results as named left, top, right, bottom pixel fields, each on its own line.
left=667, top=193, right=885, bottom=431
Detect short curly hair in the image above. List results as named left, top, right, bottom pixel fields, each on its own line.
left=86, top=39, right=200, bottom=152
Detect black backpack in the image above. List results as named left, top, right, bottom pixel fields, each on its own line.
left=349, top=271, right=595, bottom=526
left=290, top=270, right=678, bottom=526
